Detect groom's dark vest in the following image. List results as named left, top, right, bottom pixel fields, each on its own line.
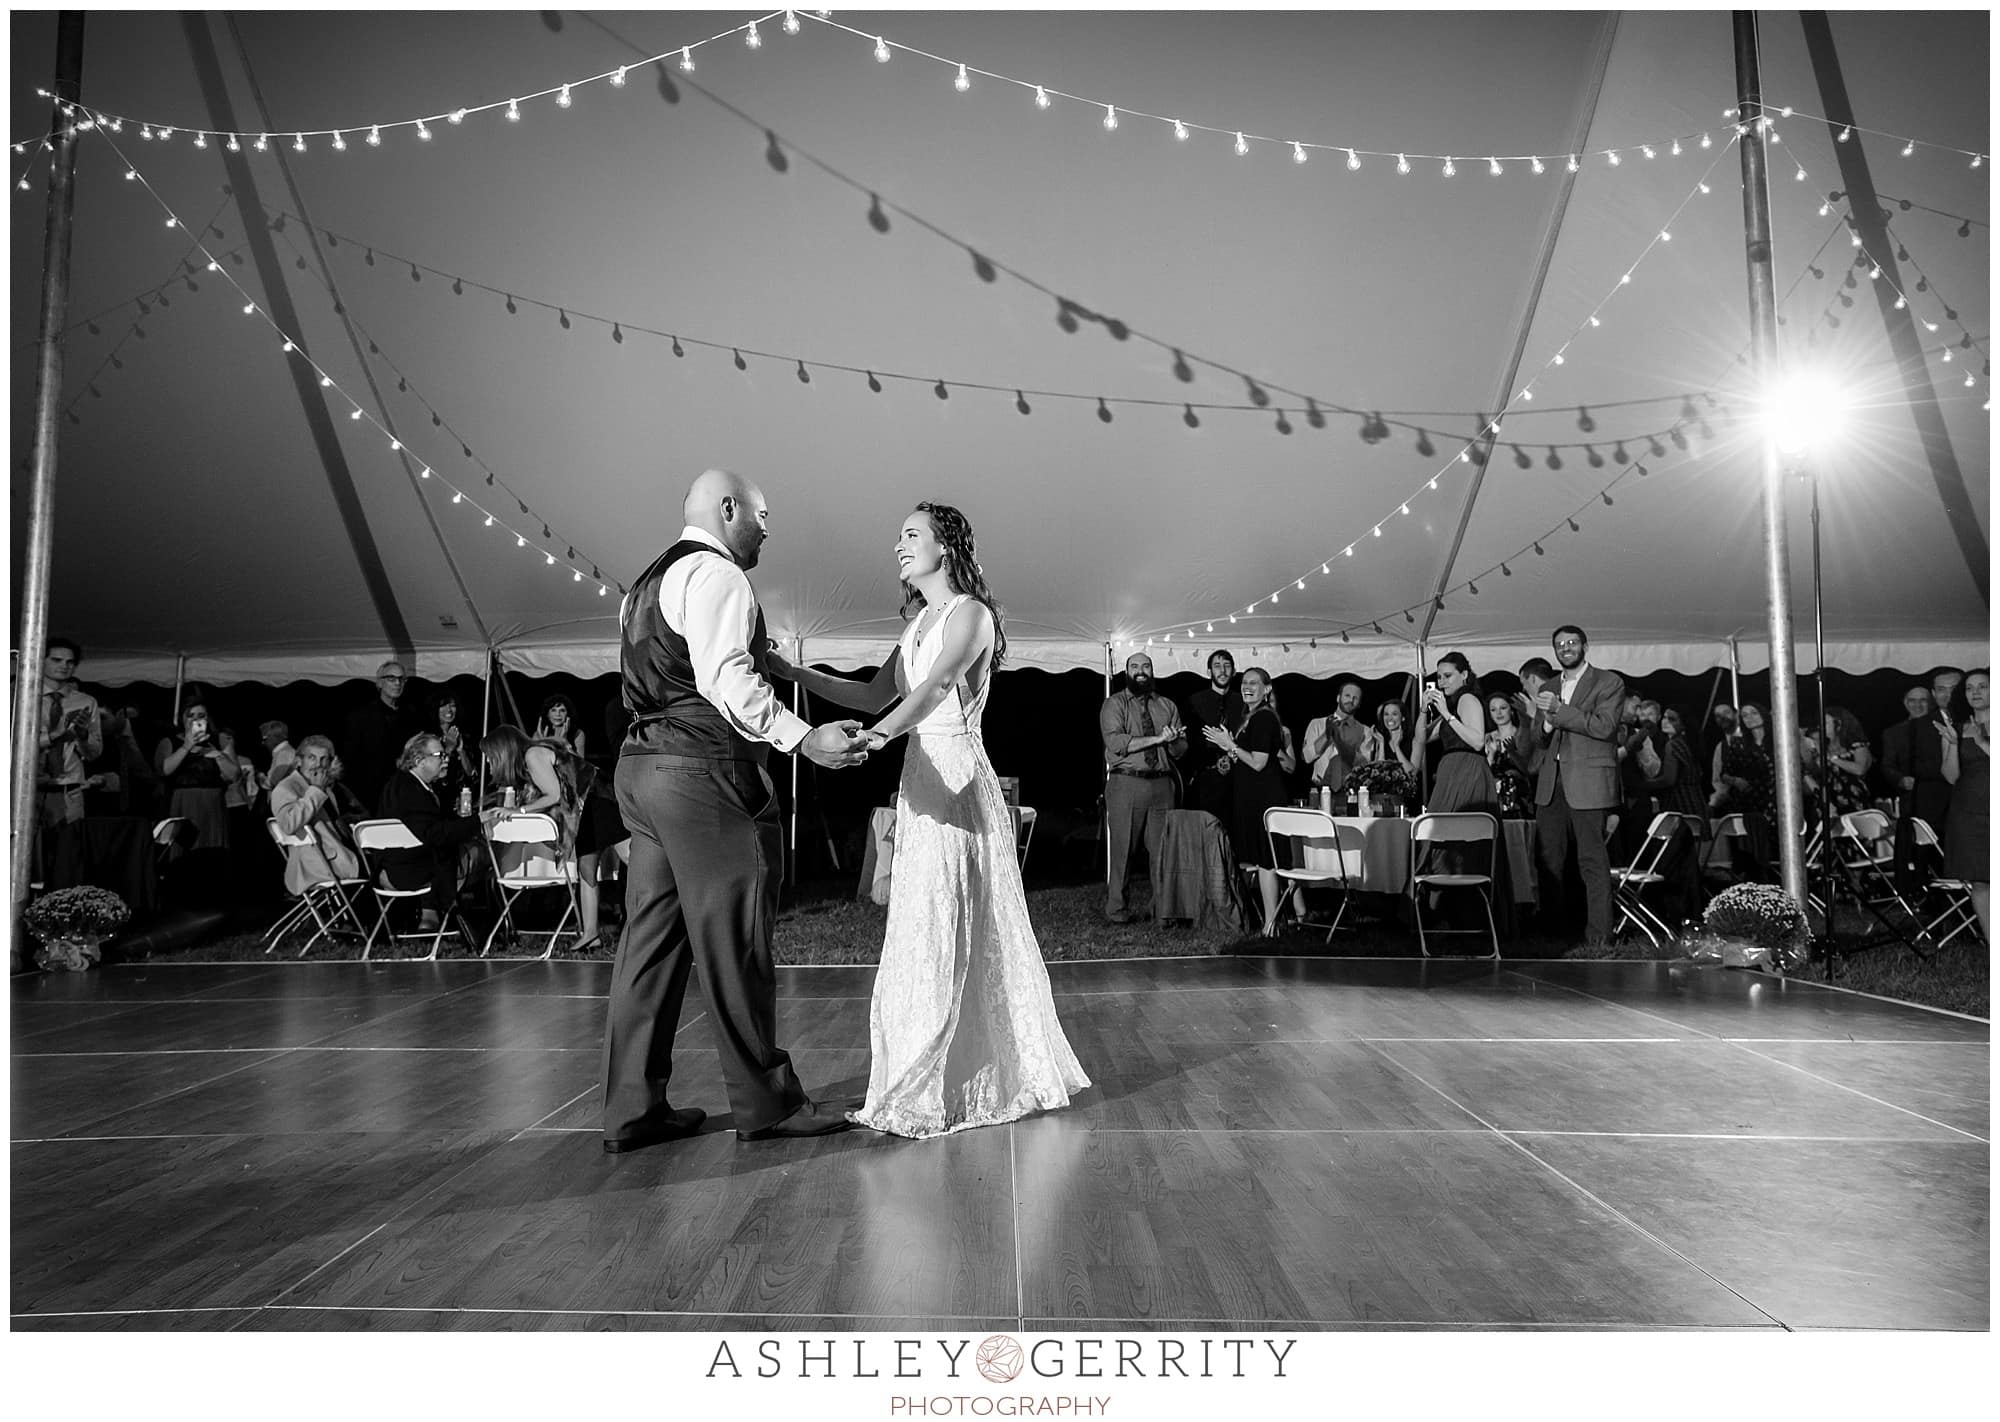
left=620, top=539, right=771, bottom=765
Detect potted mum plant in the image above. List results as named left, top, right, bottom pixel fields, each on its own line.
left=1684, top=882, right=1811, bottom=972
left=23, top=886, right=131, bottom=972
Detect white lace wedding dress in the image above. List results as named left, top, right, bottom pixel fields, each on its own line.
left=850, top=594, right=1090, bottom=1139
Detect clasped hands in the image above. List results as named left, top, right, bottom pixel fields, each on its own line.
left=1200, top=725, right=1237, bottom=755
left=802, top=720, right=886, bottom=769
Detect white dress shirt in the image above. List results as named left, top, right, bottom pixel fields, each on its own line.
left=631, top=525, right=810, bottom=753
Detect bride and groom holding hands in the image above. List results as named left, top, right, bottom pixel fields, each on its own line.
left=599, top=469, right=1088, bottom=1152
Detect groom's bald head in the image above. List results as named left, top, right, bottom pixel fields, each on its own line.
left=683, top=468, right=769, bottom=569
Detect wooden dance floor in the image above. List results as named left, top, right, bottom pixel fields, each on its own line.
left=11, top=955, right=1988, bottom=1331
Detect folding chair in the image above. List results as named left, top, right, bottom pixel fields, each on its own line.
left=1014, top=805, right=1038, bottom=870
left=1909, top=819, right=1984, bottom=950
left=1611, top=812, right=1692, bottom=949
left=483, top=812, right=582, bottom=959
left=1831, top=810, right=1921, bottom=923
left=352, top=818, right=465, bottom=960
left=1263, top=806, right=1357, bottom=941
left=263, top=818, right=369, bottom=957
left=1409, top=812, right=1500, bottom=959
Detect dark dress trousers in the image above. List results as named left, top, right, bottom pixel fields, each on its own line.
left=374, top=769, right=483, bottom=914
left=1531, top=664, right=1626, bottom=944
left=602, top=539, right=809, bottom=1141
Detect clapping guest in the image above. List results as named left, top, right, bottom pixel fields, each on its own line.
left=1302, top=679, right=1369, bottom=799
left=1714, top=703, right=1776, bottom=816
left=1363, top=699, right=1417, bottom=774
left=535, top=693, right=588, bottom=760
left=1183, top=650, right=1243, bottom=822
left=1484, top=691, right=1527, bottom=767
left=1202, top=667, right=1288, bottom=936
left=432, top=694, right=477, bottom=807
left=1419, top=652, right=1496, bottom=812
left=1940, top=669, right=1990, bottom=939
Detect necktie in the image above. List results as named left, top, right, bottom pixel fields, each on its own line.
left=1138, top=699, right=1161, bottom=770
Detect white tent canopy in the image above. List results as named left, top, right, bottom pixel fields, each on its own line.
left=11, top=11, right=1988, bottom=686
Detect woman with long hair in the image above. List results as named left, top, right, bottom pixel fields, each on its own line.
left=534, top=693, right=587, bottom=760
left=153, top=698, right=241, bottom=905
left=1941, top=668, right=1990, bottom=939
left=481, top=722, right=613, bottom=953
left=1365, top=698, right=1416, bottom=772
left=766, top=501, right=1086, bottom=1138
left=1204, top=666, right=1291, bottom=936
left=1716, top=702, right=1776, bottom=815
left=1421, top=652, right=1497, bottom=812
left=1812, top=705, right=1874, bottom=822
left=433, top=693, right=476, bottom=806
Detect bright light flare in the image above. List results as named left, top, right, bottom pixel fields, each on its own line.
left=1766, top=372, right=1849, bottom=455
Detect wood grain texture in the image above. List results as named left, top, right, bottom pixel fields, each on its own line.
left=12, top=1049, right=291, bottom=1139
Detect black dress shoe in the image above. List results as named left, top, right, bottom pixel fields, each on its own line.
left=602, top=1106, right=707, bottom=1154
left=736, top=1101, right=853, bottom=1142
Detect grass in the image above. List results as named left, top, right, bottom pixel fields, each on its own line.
left=109, top=878, right=1987, bottom=1020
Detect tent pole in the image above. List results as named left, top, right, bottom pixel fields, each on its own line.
left=788, top=636, right=802, bottom=889
left=169, top=655, right=186, bottom=724
left=1414, top=641, right=1430, bottom=808
left=1728, top=637, right=1741, bottom=715
left=476, top=649, right=493, bottom=806
left=9, top=11, right=87, bottom=967
left=1734, top=9, right=1809, bottom=906
left=1103, top=644, right=1114, bottom=892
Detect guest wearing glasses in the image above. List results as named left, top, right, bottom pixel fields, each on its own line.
left=376, top=733, right=501, bottom=935
left=1528, top=625, right=1624, bottom=947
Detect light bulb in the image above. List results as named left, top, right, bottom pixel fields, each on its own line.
left=1270, top=593, right=1279, bottom=604
left=349, top=408, right=363, bottom=420
left=784, top=11, right=800, bottom=34
left=366, top=126, right=381, bottom=146
left=955, top=64, right=969, bottom=91
left=1660, top=229, right=1672, bottom=241
left=1700, top=132, right=1712, bottom=148
left=1399, top=504, right=1410, bottom=516
left=389, top=438, right=401, bottom=450
left=1236, top=132, right=1249, bottom=157
left=1442, top=157, right=1455, bottom=176
left=1296, top=580, right=1306, bottom=590
left=1671, top=139, right=1681, bottom=155
left=1645, top=145, right=1658, bottom=159
left=484, top=515, right=494, bottom=526
left=557, top=84, right=572, bottom=108
left=1607, top=150, right=1620, bottom=166
left=141, top=125, right=153, bottom=140
left=243, top=302, right=256, bottom=314
left=874, top=36, right=890, bottom=62
left=611, top=67, right=626, bottom=87
left=450, top=108, right=467, bottom=124
left=319, top=375, right=331, bottom=386
left=1971, top=153, right=1984, bottom=169
left=1901, top=140, right=1915, bottom=157
left=517, top=536, right=526, bottom=547
left=1396, top=152, right=1409, bottom=174
left=124, top=168, right=136, bottom=180
left=599, top=585, right=609, bottom=596
left=746, top=22, right=761, bottom=48
left=1554, top=352, right=1566, bottom=365
left=1102, top=105, right=1117, bottom=130
left=1699, top=181, right=1711, bottom=194
left=1589, top=315, right=1601, bottom=327
left=416, top=120, right=431, bottom=140
left=507, top=99, right=521, bottom=121
left=1566, top=154, right=1579, bottom=172
left=1520, top=389, right=1534, bottom=402
left=1894, top=295, right=1907, bottom=309
left=332, top=131, right=346, bottom=150
left=1343, top=546, right=1353, bottom=556
left=1837, top=126, right=1851, bottom=142
left=1173, top=119, right=1188, bottom=141
left=292, top=133, right=306, bottom=152
left=546, top=553, right=556, bottom=565
left=1293, top=141, right=1307, bottom=163
left=1034, top=86, right=1049, bottom=109
left=1488, top=156, right=1502, bottom=175
left=1530, top=155, right=1544, bottom=174
left=1346, top=148, right=1360, bottom=170
left=254, top=133, right=269, bottom=151
left=194, top=133, right=207, bottom=149
left=450, top=491, right=461, bottom=503
left=1795, top=166, right=1806, bottom=181
left=573, top=570, right=583, bottom=582
left=680, top=47, right=694, bottom=71
left=1371, top=526, right=1382, bottom=538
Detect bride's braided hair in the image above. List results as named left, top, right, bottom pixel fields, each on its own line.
left=901, top=501, right=1008, bottom=671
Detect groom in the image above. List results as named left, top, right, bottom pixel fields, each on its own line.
left=602, top=469, right=873, bottom=1152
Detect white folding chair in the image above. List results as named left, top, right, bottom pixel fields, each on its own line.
left=352, top=818, right=463, bottom=960
left=1014, top=805, right=1038, bottom=869
left=483, top=812, right=582, bottom=959
left=1263, top=806, right=1357, bottom=941
left=263, top=818, right=369, bottom=957
left=1409, top=812, right=1500, bottom=959
left=1908, top=819, right=1984, bottom=950
left=1832, top=809, right=1920, bottom=923
left=1611, top=812, right=1691, bottom=949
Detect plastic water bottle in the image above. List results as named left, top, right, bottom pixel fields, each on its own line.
left=457, top=786, right=473, bottom=818
left=502, top=785, right=517, bottom=810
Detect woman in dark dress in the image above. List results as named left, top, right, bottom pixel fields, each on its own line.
left=1941, top=668, right=1990, bottom=940
left=1202, top=666, right=1289, bottom=937
left=153, top=699, right=240, bottom=906
left=1420, top=652, right=1497, bottom=813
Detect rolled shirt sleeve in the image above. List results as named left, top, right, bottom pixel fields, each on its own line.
left=672, top=553, right=812, bottom=754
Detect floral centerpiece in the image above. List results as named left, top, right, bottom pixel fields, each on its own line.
left=1684, top=882, right=1811, bottom=972
left=1346, top=759, right=1415, bottom=813
left=23, top=886, right=130, bottom=972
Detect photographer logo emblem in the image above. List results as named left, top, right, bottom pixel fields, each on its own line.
left=973, top=1334, right=1024, bottom=1383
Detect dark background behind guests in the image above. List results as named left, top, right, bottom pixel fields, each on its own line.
left=75, top=663, right=1958, bottom=881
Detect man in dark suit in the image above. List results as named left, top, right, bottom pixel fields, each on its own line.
left=375, top=732, right=496, bottom=933
left=1529, top=626, right=1625, bottom=946
left=1508, top=657, right=1556, bottom=781
left=343, top=660, right=428, bottom=816
left=1183, top=649, right=1243, bottom=821
left=1881, top=684, right=1952, bottom=891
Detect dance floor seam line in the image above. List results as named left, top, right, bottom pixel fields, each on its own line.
left=1712, top=1041, right=1990, bottom=1144
left=511, top=1086, right=600, bottom=1141
left=1009, top=1124, right=1026, bottom=1328
left=1357, top=1039, right=1796, bottom=1331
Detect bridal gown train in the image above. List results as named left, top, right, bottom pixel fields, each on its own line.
left=850, top=594, right=1091, bottom=1138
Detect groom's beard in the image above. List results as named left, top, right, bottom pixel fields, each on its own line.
left=1129, top=677, right=1153, bottom=695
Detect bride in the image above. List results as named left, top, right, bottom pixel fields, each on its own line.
left=768, top=502, right=1089, bottom=1138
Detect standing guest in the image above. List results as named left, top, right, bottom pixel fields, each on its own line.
left=1940, top=669, right=1990, bottom=940
left=1485, top=690, right=1534, bottom=817
left=343, top=659, right=427, bottom=815
left=1202, top=667, right=1288, bottom=936
left=1530, top=625, right=1625, bottom=947
left=216, top=726, right=264, bottom=893
left=1809, top=706, right=1874, bottom=823
left=1706, top=704, right=1740, bottom=800
left=1650, top=708, right=1710, bottom=827
left=1421, top=652, right=1497, bottom=812
left=1882, top=684, right=1950, bottom=891
left=1715, top=704, right=1777, bottom=816
left=1931, top=669, right=1965, bottom=729
left=1362, top=698, right=1418, bottom=780
left=35, top=637, right=101, bottom=829
left=154, top=699, right=241, bottom=904
left=258, top=720, right=297, bottom=794
left=1302, top=679, right=1370, bottom=801
left=1506, top=658, right=1557, bottom=782
left=377, top=733, right=500, bottom=935
left=268, top=735, right=362, bottom=894
left=432, top=694, right=477, bottom=808
left=536, top=693, right=589, bottom=760
left=1098, top=653, right=1186, bottom=924
left=1183, top=650, right=1243, bottom=822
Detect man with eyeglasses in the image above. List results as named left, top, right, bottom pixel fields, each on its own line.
left=1529, top=624, right=1625, bottom=946
left=375, top=732, right=502, bottom=934
left=342, top=658, right=428, bottom=815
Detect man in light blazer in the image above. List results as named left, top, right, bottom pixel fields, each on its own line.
left=1530, top=626, right=1626, bottom=946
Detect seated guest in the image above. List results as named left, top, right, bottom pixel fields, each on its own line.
left=268, top=734, right=362, bottom=893
left=1809, top=706, right=1874, bottom=824
left=535, top=693, right=588, bottom=760
left=376, top=732, right=498, bottom=933
left=1302, top=679, right=1370, bottom=800
left=1940, top=669, right=1989, bottom=940
left=35, top=636, right=101, bottom=828
left=258, top=720, right=297, bottom=793
left=482, top=723, right=619, bottom=948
